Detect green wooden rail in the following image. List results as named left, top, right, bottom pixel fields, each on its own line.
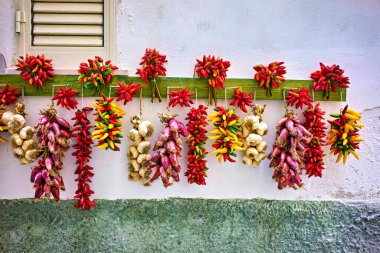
left=0, top=75, right=346, bottom=101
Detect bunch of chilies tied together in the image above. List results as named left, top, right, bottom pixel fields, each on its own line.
left=6, top=53, right=364, bottom=194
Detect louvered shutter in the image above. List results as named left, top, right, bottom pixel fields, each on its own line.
left=32, top=0, right=104, bottom=47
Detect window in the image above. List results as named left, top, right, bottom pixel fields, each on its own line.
left=16, top=0, right=116, bottom=69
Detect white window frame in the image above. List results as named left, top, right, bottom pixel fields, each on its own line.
left=15, top=0, right=116, bottom=70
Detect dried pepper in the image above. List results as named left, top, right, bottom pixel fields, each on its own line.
left=91, top=94, right=125, bottom=151
left=195, top=55, right=230, bottom=105
left=0, top=84, right=20, bottom=106
left=209, top=106, right=243, bottom=163
left=78, top=56, right=118, bottom=94
left=229, top=87, right=253, bottom=113
left=136, top=48, right=167, bottom=103
left=310, top=62, right=350, bottom=99
left=168, top=88, right=194, bottom=108
left=71, top=107, right=96, bottom=210
left=253, top=61, right=286, bottom=96
left=115, top=82, right=141, bottom=105
left=303, top=103, right=326, bottom=177
left=327, top=106, right=364, bottom=164
left=52, top=87, right=79, bottom=110
left=185, top=105, right=208, bottom=185
left=285, top=88, right=313, bottom=109
left=16, top=54, right=54, bottom=89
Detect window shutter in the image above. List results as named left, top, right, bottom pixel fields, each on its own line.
left=32, top=0, right=104, bottom=47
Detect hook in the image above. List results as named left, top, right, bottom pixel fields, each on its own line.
left=195, top=88, right=198, bottom=108
left=108, top=85, right=118, bottom=99
left=81, top=85, right=84, bottom=108
left=139, top=88, right=143, bottom=117
left=224, top=86, right=241, bottom=108
left=52, top=84, right=70, bottom=97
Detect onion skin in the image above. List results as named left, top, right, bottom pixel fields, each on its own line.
left=268, top=109, right=311, bottom=190
left=32, top=106, right=71, bottom=203
left=148, top=113, right=188, bottom=187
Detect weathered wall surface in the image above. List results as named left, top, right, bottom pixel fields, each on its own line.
left=0, top=1, right=380, bottom=201
left=0, top=199, right=379, bottom=252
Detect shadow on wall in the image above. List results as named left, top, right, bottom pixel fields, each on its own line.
left=0, top=54, right=5, bottom=74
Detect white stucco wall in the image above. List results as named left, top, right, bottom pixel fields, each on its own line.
left=0, top=0, right=379, bottom=201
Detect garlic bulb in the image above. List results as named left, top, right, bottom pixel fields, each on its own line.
left=242, top=104, right=268, bottom=167
left=7, top=103, right=38, bottom=164
left=127, top=115, right=154, bottom=186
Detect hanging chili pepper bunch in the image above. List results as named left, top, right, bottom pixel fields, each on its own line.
left=71, top=107, right=96, bottom=210
left=268, top=109, right=312, bottom=190
left=127, top=115, right=154, bottom=186
left=91, top=93, right=125, bottom=151
left=209, top=106, right=244, bottom=163
left=136, top=48, right=167, bottom=103
left=16, top=54, right=54, bottom=89
left=32, top=106, right=71, bottom=203
left=78, top=56, right=118, bottom=94
left=0, top=84, right=20, bottom=106
left=2, top=103, right=38, bottom=164
left=229, top=87, right=253, bottom=113
left=253, top=61, right=286, bottom=96
left=148, top=113, right=188, bottom=187
left=241, top=104, right=269, bottom=167
left=302, top=103, right=327, bottom=177
left=115, top=82, right=142, bottom=105
left=310, top=62, right=350, bottom=99
left=168, top=88, right=194, bottom=108
left=52, top=87, right=79, bottom=110
left=185, top=105, right=208, bottom=185
left=285, top=88, right=313, bottom=109
left=326, top=106, right=364, bottom=164
left=195, top=55, right=230, bottom=105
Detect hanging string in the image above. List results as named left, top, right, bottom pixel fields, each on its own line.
left=139, top=88, right=143, bottom=117
left=81, top=85, right=84, bottom=108
left=253, top=88, right=256, bottom=105
left=195, top=88, right=198, bottom=108
left=311, top=89, right=315, bottom=107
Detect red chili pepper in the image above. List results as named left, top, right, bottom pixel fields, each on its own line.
left=114, top=82, right=141, bottom=105
left=310, top=62, right=350, bottom=99
left=253, top=61, right=286, bottom=96
left=71, top=107, right=96, bottom=210
left=185, top=105, right=208, bottom=185
left=168, top=88, right=194, bottom=108
left=52, top=87, right=79, bottom=110
left=285, top=88, right=313, bottom=109
left=0, top=84, right=20, bottom=106
left=16, top=54, right=54, bottom=89
left=229, top=87, right=253, bottom=113
left=302, top=103, right=327, bottom=177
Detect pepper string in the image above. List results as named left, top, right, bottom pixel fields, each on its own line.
left=185, top=105, right=208, bottom=185
left=16, top=54, right=54, bottom=89
left=209, top=106, right=244, bottom=163
left=91, top=93, right=125, bottom=151
left=136, top=48, right=167, bottom=103
left=253, top=61, right=286, bottom=96
left=71, top=107, right=96, bottom=210
left=310, top=62, right=350, bottom=100
left=326, top=105, right=364, bottom=164
left=302, top=103, right=327, bottom=177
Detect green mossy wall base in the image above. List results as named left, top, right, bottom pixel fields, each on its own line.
left=0, top=199, right=379, bottom=252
